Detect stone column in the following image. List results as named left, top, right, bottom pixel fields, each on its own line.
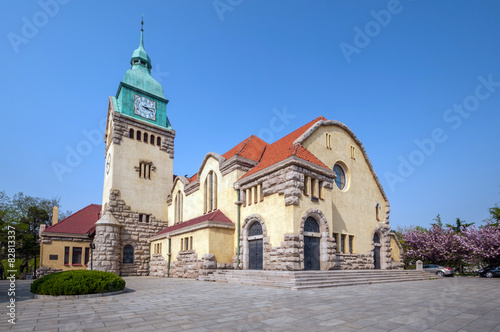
left=91, top=211, right=121, bottom=275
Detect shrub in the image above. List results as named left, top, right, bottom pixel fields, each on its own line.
left=30, top=270, right=125, bottom=296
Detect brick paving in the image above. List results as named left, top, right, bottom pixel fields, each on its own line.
left=0, top=276, right=499, bottom=331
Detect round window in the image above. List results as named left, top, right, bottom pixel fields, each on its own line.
left=333, top=163, right=347, bottom=190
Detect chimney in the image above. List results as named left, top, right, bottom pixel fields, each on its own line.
left=52, top=206, right=59, bottom=225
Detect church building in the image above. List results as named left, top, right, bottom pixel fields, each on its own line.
left=40, top=26, right=402, bottom=278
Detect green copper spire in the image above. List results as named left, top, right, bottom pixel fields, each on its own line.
left=130, top=16, right=152, bottom=71
left=115, top=17, right=171, bottom=129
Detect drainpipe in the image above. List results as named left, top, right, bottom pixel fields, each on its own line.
left=167, top=235, right=171, bottom=277
left=236, top=188, right=242, bottom=269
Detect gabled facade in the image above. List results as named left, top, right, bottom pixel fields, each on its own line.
left=38, top=204, right=101, bottom=277
left=150, top=116, right=403, bottom=278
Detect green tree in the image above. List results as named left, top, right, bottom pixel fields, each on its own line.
left=0, top=191, right=71, bottom=279
left=445, top=218, right=474, bottom=233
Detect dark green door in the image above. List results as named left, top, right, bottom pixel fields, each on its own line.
left=249, top=239, right=263, bottom=270
left=304, top=236, right=320, bottom=270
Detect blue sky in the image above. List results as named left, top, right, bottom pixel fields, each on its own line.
left=1, top=1, right=499, bottom=228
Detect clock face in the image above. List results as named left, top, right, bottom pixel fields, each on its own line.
left=134, top=95, right=157, bottom=120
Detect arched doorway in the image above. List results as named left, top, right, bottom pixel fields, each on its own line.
left=303, top=217, right=320, bottom=270
left=248, top=222, right=263, bottom=270
left=373, top=233, right=381, bottom=269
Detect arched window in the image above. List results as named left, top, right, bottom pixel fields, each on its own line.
left=150, top=134, right=155, bottom=145
left=304, top=217, right=320, bottom=233
left=204, top=171, right=217, bottom=213
left=129, top=128, right=134, bottom=138
left=174, top=190, right=183, bottom=224
left=156, top=137, right=161, bottom=146
left=123, top=245, right=134, bottom=263
left=143, top=132, right=148, bottom=142
left=136, top=130, right=142, bottom=141
left=248, top=222, right=263, bottom=237
left=333, top=163, right=347, bottom=190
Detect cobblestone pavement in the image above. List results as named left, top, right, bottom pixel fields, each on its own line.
left=1, top=276, right=499, bottom=332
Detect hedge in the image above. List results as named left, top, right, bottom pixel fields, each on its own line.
left=30, top=270, right=126, bottom=296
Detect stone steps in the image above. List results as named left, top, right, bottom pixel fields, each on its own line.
left=200, top=270, right=434, bottom=290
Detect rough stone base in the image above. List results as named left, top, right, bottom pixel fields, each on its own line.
left=150, top=254, right=168, bottom=277
left=38, top=266, right=62, bottom=278
left=337, top=253, right=374, bottom=270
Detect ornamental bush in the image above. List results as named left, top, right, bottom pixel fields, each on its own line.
left=30, top=270, right=125, bottom=296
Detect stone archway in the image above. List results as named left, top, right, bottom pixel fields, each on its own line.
left=298, top=209, right=336, bottom=270
left=240, top=214, right=270, bottom=270
left=371, top=223, right=391, bottom=269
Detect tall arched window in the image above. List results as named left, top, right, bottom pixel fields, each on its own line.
left=136, top=130, right=142, bottom=141
left=204, top=171, right=217, bottom=213
left=174, top=190, right=183, bottom=224
left=150, top=134, right=155, bottom=145
left=156, top=137, right=161, bottom=146
left=129, top=128, right=134, bottom=138
left=123, top=245, right=134, bottom=263
left=143, top=132, right=148, bottom=142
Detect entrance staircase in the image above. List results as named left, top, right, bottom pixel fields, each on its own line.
left=199, top=269, right=434, bottom=290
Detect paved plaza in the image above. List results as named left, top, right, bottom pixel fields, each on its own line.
left=1, top=276, right=499, bottom=332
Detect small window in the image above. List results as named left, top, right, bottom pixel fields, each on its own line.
left=123, top=245, right=134, bottom=263
left=333, top=163, right=347, bottom=190
left=303, top=176, right=309, bottom=196
left=341, top=234, right=346, bottom=253
left=350, top=146, right=356, bottom=160
left=190, top=236, right=193, bottom=250
left=376, top=202, right=381, bottom=221
left=349, top=235, right=354, bottom=254
left=84, top=247, right=90, bottom=265
left=129, top=128, right=134, bottom=138
left=319, top=181, right=324, bottom=199
left=180, top=238, right=184, bottom=251
left=136, top=130, right=142, bottom=141
left=145, top=214, right=150, bottom=223
left=49, top=255, right=58, bottom=260
left=311, top=179, right=316, bottom=198
left=64, top=247, right=70, bottom=265
left=143, top=132, right=148, bottom=142
left=72, top=247, right=82, bottom=265
left=326, top=133, right=332, bottom=149
left=150, top=134, right=155, bottom=145
left=138, top=162, right=152, bottom=180
left=156, top=137, right=161, bottom=146
left=373, top=233, right=380, bottom=244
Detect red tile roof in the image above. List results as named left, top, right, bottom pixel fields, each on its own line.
left=155, top=210, right=233, bottom=236
left=43, top=204, right=101, bottom=236
left=241, top=116, right=329, bottom=179
left=222, top=135, right=268, bottom=163
left=188, top=173, right=197, bottom=183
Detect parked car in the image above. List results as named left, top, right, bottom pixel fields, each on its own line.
left=423, top=264, right=455, bottom=277
left=478, top=266, right=500, bottom=278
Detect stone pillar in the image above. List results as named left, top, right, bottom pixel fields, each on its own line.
left=91, top=212, right=121, bottom=275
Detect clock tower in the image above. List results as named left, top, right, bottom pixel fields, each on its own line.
left=92, top=22, right=175, bottom=276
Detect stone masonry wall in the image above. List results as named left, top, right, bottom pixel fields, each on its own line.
left=101, top=189, right=168, bottom=276
left=241, top=165, right=333, bottom=206
left=150, top=254, right=168, bottom=277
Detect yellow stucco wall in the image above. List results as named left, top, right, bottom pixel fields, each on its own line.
left=241, top=193, right=294, bottom=247
left=151, top=226, right=234, bottom=264
left=390, top=235, right=401, bottom=261
left=40, top=239, right=91, bottom=271
left=103, top=119, right=172, bottom=221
